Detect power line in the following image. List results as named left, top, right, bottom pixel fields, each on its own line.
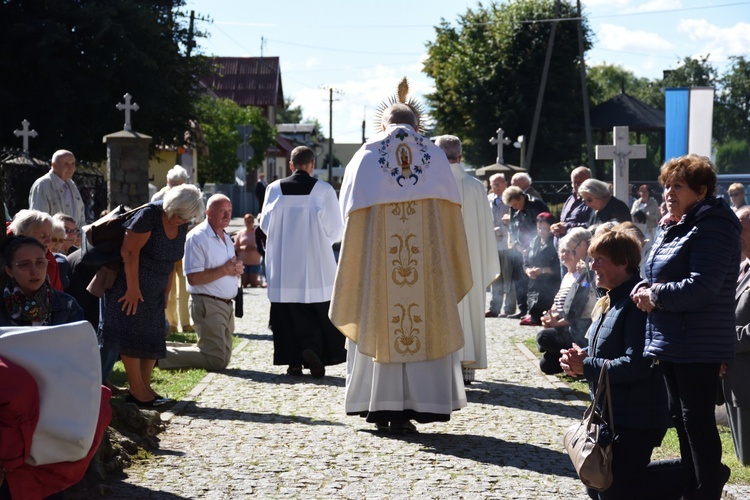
left=519, top=1, right=750, bottom=23
left=266, top=38, right=422, bottom=56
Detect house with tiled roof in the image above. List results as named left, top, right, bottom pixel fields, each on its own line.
left=199, top=56, right=287, bottom=187
left=199, top=57, right=284, bottom=125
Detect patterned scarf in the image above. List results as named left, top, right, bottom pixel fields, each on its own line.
left=3, top=277, right=53, bottom=325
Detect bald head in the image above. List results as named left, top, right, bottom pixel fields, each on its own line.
left=381, top=103, right=418, bottom=129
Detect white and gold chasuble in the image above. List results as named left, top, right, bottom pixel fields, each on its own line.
left=330, top=124, right=472, bottom=364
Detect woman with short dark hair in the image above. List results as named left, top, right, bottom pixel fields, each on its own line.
left=632, top=154, right=738, bottom=498
left=561, top=226, right=676, bottom=499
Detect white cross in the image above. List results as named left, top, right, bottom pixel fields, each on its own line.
left=13, top=119, right=38, bottom=153
left=596, top=126, right=647, bottom=204
left=489, top=127, right=511, bottom=164
left=116, top=93, right=140, bottom=131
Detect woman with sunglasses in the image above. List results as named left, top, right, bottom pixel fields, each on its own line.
left=535, top=227, right=595, bottom=374
left=578, top=178, right=632, bottom=227
left=0, top=236, right=82, bottom=326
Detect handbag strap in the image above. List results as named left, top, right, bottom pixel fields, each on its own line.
left=585, top=359, right=615, bottom=434
left=597, top=360, right=616, bottom=435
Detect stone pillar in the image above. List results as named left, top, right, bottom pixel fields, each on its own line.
left=103, top=130, right=152, bottom=209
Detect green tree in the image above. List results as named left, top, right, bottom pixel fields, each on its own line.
left=276, top=98, right=304, bottom=124
left=587, top=64, right=654, bottom=105
left=715, top=139, right=750, bottom=173
left=0, top=0, right=206, bottom=161
left=194, top=95, right=275, bottom=185
left=716, top=56, right=750, bottom=143
left=423, top=0, right=592, bottom=177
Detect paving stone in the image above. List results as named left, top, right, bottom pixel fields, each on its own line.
left=104, top=286, right=750, bottom=499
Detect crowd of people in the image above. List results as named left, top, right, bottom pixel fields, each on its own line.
left=2, top=109, right=749, bottom=499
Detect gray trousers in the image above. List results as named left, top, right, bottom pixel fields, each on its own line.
left=489, top=249, right=516, bottom=315
left=159, top=294, right=234, bottom=371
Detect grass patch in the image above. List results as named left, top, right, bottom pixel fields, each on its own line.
left=107, top=331, right=243, bottom=404
left=522, top=338, right=750, bottom=484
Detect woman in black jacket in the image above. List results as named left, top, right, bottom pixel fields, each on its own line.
left=632, top=155, right=739, bottom=498
left=0, top=236, right=83, bottom=327
left=561, top=227, right=677, bottom=499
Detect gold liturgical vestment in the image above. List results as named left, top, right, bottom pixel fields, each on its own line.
left=331, top=197, right=472, bottom=364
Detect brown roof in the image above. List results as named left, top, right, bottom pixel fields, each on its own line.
left=199, top=57, right=284, bottom=108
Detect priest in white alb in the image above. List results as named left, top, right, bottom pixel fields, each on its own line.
left=330, top=90, right=472, bottom=435
left=435, top=135, right=500, bottom=385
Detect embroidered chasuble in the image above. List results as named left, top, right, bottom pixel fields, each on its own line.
left=330, top=124, right=472, bottom=364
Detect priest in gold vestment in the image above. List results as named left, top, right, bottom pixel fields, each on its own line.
left=330, top=103, right=473, bottom=435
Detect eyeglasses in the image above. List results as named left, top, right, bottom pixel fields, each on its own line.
left=584, top=198, right=594, bottom=203
left=560, top=240, right=585, bottom=256
left=50, top=238, right=65, bottom=244
left=13, top=259, right=49, bottom=272
left=65, top=228, right=81, bottom=235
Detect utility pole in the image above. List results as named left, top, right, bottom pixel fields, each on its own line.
left=321, top=86, right=343, bottom=182
left=577, top=0, right=595, bottom=175
left=526, top=0, right=560, bottom=171
left=187, top=10, right=196, bottom=58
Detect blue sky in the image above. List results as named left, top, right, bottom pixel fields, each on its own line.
left=186, top=0, right=750, bottom=143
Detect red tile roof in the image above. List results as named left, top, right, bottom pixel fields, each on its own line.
left=200, top=57, right=284, bottom=108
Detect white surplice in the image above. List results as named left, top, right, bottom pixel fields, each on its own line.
left=450, top=163, right=500, bottom=370
left=261, top=180, right=343, bottom=303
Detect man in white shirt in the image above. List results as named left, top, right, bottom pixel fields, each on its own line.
left=28, top=150, right=86, bottom=226
left=159, top=194, right=243, bottom=371
left=261, top=146, right=346, bottom=378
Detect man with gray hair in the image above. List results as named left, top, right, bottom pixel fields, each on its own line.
left=152, top=165, right=189, bottom=202
left=551, top=166, right=593, bottom=239
left=435, top=135, right=499, bottom=384
left=487, top=173, right=516, bottom=317
left=29, top=149, right=86, bottom=226
left=511, top=172, right=542, bottom=201
left=331, top=103, right=472, bottom=434
left=159, top=194, right=244, bottom=371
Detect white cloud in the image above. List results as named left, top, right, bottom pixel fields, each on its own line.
left=677, top=19, right=750, bottom=63
left=598, top=23, right=674, bottom=51
left=303, top=57, right=321, bottom=69
left=627, top=0, right=682, bottom=14
left=291, top=62, right=434, bottom=143
left=583, top=0, right=631, bottom=8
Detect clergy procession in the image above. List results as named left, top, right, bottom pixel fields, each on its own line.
left=4, top=0, right=750, bottom=497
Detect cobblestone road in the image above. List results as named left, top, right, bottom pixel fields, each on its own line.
left=106, top=287, right=748, bottom=499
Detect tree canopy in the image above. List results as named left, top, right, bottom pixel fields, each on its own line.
left=0, top=0, right=206, bottom=162
left=193, top=95, right=276, bottom=185
left=423, top=0, right=592, bottom=177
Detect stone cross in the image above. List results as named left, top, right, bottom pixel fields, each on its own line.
left=116, top=93, right=140, bottom=131
left=13, top=119, right=38, bottom=153
left=489, top=127, right=512, bottom=164
left=596, top=126, right=647, bottom=203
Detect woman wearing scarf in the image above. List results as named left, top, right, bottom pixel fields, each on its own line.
left=0, top=236, right=82, bottom=326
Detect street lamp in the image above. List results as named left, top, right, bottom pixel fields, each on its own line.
left=514, top=135, right=526, bottom=170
